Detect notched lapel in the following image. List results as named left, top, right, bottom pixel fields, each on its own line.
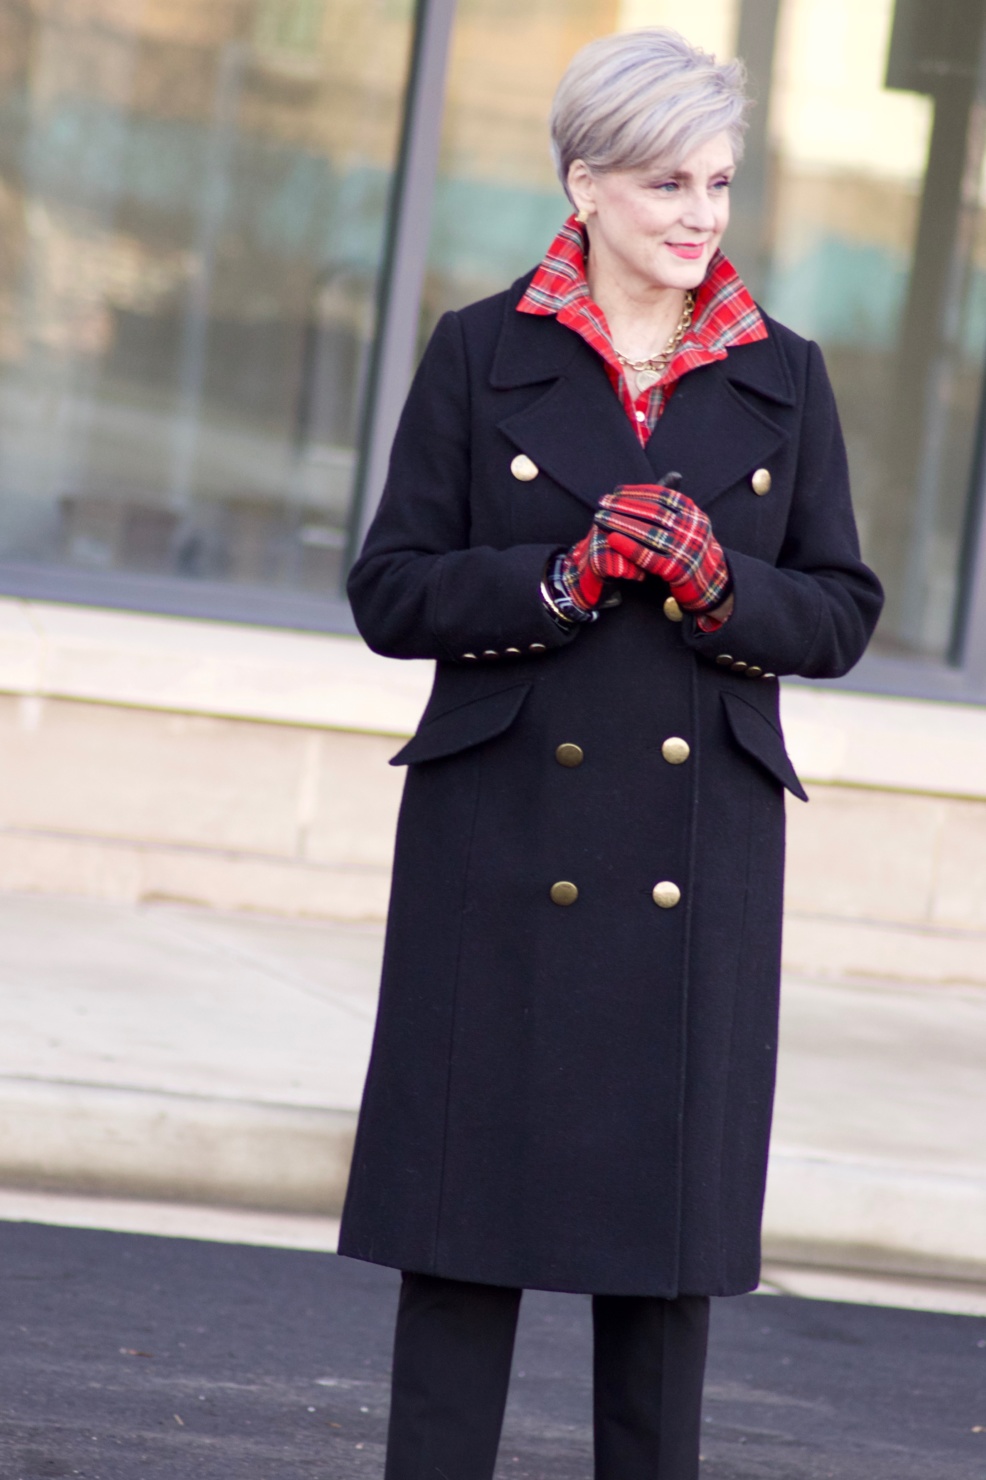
left=490, top=292, right=797, bottom=515
left=489, top=284, right=581, bottom=389
left=646, top=337, right=793, bottom=509
left=494, top=313, right=654, bottom=512
left=498, top=358, right=656, bottom=512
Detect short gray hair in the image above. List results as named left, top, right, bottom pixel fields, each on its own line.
left=551, top=28, right=749, bottom=202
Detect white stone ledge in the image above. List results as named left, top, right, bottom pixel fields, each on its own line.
left=0, top=598, right=433, bottom=737
left=763, top=1146, right=986, bottom=1282
left=0, top=599, right=984, bottom=799
left=780, top=686, right=986, bottom=801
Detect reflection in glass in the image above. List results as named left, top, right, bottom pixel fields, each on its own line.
left=0, top=0, right=413, bottom=605
left=420, top=0, right=622, bottom=342
left=421, top=0, right=741, bottom=343
left=761, top=0, right=986, bottom=662
left=425, top=0, right=986, bottom=667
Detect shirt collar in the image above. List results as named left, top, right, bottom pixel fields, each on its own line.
left=518, top=214, right=767, bottom=359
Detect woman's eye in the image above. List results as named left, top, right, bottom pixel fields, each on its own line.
left=712, top=179, right=731, bottom=192
left=653, top=181, right=678, bottom=193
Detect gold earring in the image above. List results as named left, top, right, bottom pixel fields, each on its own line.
left=576, top=206, right=590, bottom=224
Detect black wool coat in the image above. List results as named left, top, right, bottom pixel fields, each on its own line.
left=339, top=271, right=883, bottom=1298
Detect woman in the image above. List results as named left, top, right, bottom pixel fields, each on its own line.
left=341, top=27, right=883, bottom=1480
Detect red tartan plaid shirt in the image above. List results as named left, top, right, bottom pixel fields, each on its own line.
left=518, top=215, right=767, bottom=445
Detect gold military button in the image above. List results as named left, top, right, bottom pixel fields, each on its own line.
left=661, top=736, right=690, bottom=765
left=556, top=743, right=584, bottom=768
left=483, top=649, right=499, bottom=659
left=731, top=660, right=748, bottom=672
left=715, top=654, right=734, bottom=667
left=745, top=665, right=763, bottom=678
left=510, top=453, right=539, bottom=482
left=663, top=596, right=684, bottom=623
left=763, top=672, right=777, bottom=681
left=529, top=642, right=546, bottom=653
left=505, top=647, right=521, bottom=655
left=550, top=880, right=579, bottom=906
left=751, top=467, right=772, bottom=495
left=652, top=880, right=681, bottom=909
left=462, top=652, right=477, bottom=660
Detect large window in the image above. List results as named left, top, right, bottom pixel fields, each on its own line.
left=418, top=0, right=986, bottom=696
left=2, top=0, right=986, bottom=699
left=762, top=0, right=986, bottom=672
left=0, top=0, right=414, bottom=625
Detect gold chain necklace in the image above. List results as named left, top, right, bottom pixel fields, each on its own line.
left=616, top=291, right=695, bottom=395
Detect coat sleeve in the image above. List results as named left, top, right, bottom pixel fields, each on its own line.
left=683, top=340, right=884, bottom=678
left=347, top=311, right=578, bottom=661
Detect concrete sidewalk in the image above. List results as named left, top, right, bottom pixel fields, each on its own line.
left=0, top=891, right=983, bottom=1283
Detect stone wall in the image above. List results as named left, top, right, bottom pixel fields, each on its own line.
left=0, top=599, right=984, bottom=987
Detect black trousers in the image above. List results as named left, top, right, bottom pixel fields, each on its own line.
left=384, top=1272, right=710, bottom=1480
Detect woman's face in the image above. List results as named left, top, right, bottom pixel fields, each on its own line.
left=574, top=131, right=735, bottom=296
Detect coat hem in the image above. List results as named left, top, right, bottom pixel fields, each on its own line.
left=334, top=1242, right=761, bottom=1300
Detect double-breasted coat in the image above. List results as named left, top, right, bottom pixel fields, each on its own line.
left=339, top=270, right=883, bottom=1298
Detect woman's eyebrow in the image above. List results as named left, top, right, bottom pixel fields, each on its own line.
left=649, top=164, right=736, bottom=181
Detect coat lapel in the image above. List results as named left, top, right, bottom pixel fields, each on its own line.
left=491, top=288, right=797, bottom=514
left=492, top=303, right=656, bottom=513
left=645, top=331, right=796, bottom=509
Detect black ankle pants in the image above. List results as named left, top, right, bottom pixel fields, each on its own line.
left=383, top=1271, right=710, bottom=1480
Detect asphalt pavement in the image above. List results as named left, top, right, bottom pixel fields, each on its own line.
left=0, top=1221, right=983, bottom=1480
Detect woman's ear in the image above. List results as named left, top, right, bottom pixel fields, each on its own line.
left=567, top=160, right=595, bottom=222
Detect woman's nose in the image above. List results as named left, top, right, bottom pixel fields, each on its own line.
left=681, top=188, right=717, bottom=229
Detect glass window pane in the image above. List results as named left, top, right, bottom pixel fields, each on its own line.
left=0, top=0, right=414, bottom=609
left=421, top=0, right=622, bottom=340
left=425, top=0, right=986, bottom=671
left=421, top=0, right=739, bottom=335
left=755, top=0, right=986, bottom=663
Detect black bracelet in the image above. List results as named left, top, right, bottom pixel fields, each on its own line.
left=541, top=554, right=597, bottom=626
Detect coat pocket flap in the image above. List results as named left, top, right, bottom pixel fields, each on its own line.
left=391, top=683, right=533, bottom=766
left=721, top=691, right=808, bottom=801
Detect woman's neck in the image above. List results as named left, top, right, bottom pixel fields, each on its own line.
left=586, top=256, right=687, bottom=364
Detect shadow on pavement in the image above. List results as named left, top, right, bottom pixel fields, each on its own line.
left=0, top=1222, right=982, bottom=1478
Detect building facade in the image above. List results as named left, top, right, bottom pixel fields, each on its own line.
left=0, top=0, right=985, bottom=985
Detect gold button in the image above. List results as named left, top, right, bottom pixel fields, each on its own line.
left=731, top=660, right=748, bottom=672
left=661, top=737, right=690, bottom=765
left=663, top=596, right=684, bottom=623
left=556, top=743, right=584, bottom=768
left=483, top=649, right=499, bottom=659
left=550, top=880, right=579, bottom=906
left=751, top=467, right=771, bottom=495
left=715, top=654, right=734, bottom=667
left=505, top=647, right=521, bottom=655
left=763, top=672, right=777, bottom=681
left=745, top=666, right=763, bottom=678
left=529, top=642, right=546, bottom=652
left=462, top=653, right=477, bottom=660
left=652, top=881, right=681, bottom=909
left=510, top=453, right=539, bottom=482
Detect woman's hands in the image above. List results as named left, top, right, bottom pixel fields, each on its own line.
left=553, top=523, right=645, bottom=616
left=594, top=480, right=731, bottom=614
left=545, top=476, right=731, bottom=627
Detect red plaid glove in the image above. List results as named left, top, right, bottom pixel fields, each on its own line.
left=593, top=480, right=730, bottom=613
left=556, top=522, right=645, bottom=614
